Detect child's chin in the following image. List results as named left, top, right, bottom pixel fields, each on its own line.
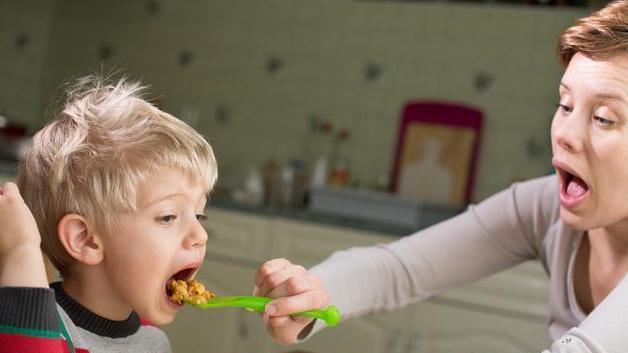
left=138, top=309, right=176, bottom=326
left=154, top=316, right=175, bottom=326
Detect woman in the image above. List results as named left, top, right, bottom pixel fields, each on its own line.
left=254, top=1, right=628, bottom=352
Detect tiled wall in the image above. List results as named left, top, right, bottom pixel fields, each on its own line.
left=0, top=0, right=55, bottom=129
left=8, top=0, right=589, bottom=201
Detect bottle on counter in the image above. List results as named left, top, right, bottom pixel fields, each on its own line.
left=231, top=166, right=264, bottom=206
left=328, top=128, right=351, bottom=187
left=280, top=159, right=307, bottom=208
left=262, top=160, right=281, bottom=208
left=303, top=119, right=334, bottom=205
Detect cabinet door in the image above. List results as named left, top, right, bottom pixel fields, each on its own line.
left=204, top=207, right=272, bottom=263
left=164, top=259, right=261, bottom=353
left=260, top=313, right=409, bottom=353
left=437, top=261, right=549, bottom=319
left=269, top=218, right=393, bottom=268
left=408, top=300, right=550, bottom=353
left=265, top=218, right=410, bottom=353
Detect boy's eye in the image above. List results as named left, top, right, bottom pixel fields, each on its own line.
left=157, top=215, right=177, bottom=224
left=196, top=214, right=207, bottom=222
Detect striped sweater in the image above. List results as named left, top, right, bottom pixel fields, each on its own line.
left=0, top=282, right=171, bottom=353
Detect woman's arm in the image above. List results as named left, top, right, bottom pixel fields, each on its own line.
left=256, top=175, right=558, bottom=343
left=308, top=176, right=556, bottom=327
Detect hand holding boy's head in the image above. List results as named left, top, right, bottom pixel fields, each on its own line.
left=0, top=182, right=41, bottom=255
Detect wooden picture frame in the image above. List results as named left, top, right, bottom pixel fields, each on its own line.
left=390, top=101, right=483, bottom=205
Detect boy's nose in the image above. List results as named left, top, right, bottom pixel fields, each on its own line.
left=185, top=221, right=208, bottom=248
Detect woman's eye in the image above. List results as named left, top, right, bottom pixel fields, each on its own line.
left=594, top=116, right=614, bottom=127
left=157, top=215, right=177, bottom=225
left=196, top=214, right=207, bottom=222
left=557, top=103, right=572, bottom=113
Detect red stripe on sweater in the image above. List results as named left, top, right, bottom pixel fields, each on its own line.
left=140, top=317, right=156, bottom=327
left=0, top=332, right=90, bottom=353
left=0, top=332, right=68, bottom=353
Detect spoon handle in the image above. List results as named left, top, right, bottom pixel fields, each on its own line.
left=186, top=296, right=341, bottom=327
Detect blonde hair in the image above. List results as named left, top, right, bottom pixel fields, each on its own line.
left=17, top=74, right=218, bottom=276
left=558, top=0, right=628, bottom=66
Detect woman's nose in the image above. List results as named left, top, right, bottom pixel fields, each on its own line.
left=553, top=114, right=585, bottom=153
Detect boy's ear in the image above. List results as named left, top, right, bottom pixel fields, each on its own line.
left=57, top=214, right=104, bottom=266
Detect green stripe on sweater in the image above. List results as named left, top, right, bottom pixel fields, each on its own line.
left=0, top=324, right=59, bottom=339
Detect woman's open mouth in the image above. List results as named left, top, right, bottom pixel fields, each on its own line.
left=557, top=167, right=589, bottom=208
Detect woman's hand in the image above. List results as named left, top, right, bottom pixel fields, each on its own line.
left=0, top=182, right=48, bottom=287
left=254, top=258, right=329, bottom=345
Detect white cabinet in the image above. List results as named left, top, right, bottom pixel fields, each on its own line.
left=438, top=261, right=549, bottom=319
left=409, top=300, right=549, bottom=353
left=264, top=314, right=407, bottom=353
left=166, top=206, right=552, bottom=353
left=164, top=260, right=255, bottom=353
left=268, top=217, right=393, bottom=268
left=263, top=216, right=412, bottom=353
left=204, top=208, right=272, bottom=263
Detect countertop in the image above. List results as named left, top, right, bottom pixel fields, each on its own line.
left=0, top=161, right=449, bottom=236
left=208, top=197, right=422, bottom=236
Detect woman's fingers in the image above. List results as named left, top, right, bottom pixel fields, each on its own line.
left=254, top=258, right=291, bottom=289
left=257, top=264, right=307, bottom=297
left=267, top=315, right=290, bottom=327
left=266, top=315, right=314, bottom=345
left=265, top=288, right=329, bottom=317
left=253, top=259, right=330, bottom=345
left=266, top=274, right=320, bottom=298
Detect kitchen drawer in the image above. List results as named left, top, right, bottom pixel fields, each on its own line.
left=435, top=261, right=549, bottom=320
left=204, top=207, right=272, bottom=263
left=269, top=217, right=393, bottom=268
left=165, top=260, right=258, bottom=353
left=410, top=300, right=550, bottom=353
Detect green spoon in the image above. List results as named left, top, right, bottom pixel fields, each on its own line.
left=184, top=296, right=341, bottom=327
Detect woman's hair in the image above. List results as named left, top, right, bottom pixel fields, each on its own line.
left=558, top=0, right=628, bottom=66
left=17, top=74, right=218, bottom=276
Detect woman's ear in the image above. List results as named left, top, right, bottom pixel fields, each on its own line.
left=57, top=214, right=104, bottom=266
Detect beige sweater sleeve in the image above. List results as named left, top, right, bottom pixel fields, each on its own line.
left=308, top=177, right=555, bottom=325
left=302, top=176, right=628, bottom=352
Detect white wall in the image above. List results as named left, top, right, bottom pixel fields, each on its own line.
left=0, top=0, right=56, bottom=130
left=21, top=0, right=591, bottom=200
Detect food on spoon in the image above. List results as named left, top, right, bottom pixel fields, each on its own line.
left=168, top=279, right=215, bottom=305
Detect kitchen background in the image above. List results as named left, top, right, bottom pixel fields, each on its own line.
left=0, top=1, right=606, bottom=352
left=1, top=0, right=592, bottom=204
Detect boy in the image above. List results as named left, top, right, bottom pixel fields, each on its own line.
left=0, top=75, right=218, bottom=353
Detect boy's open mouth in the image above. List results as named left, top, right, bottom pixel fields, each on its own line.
left=165, top=267, right=197, bottom=298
